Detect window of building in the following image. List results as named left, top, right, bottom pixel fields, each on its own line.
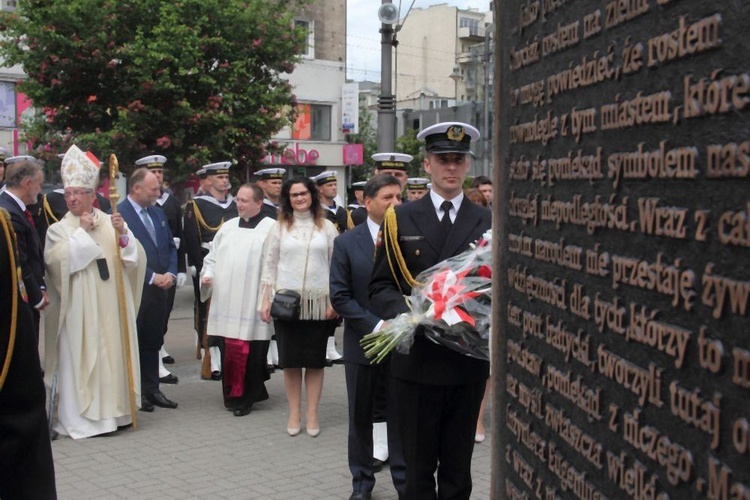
left=1, top=0, right=17, bottom=11
left=294, top=19, right=315, bottom=59
left=459, top=17, right=479, bottom=35
left=0, top=81, right=16, bottom=128
left=293, top=103, right=331, bottom=141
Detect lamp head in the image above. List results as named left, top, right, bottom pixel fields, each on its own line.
left=378, top=2, right=399, bottom=25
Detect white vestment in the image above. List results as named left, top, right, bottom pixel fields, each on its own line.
left=43, top=209, right=145, bottom=439
left=201, top=217, right=274, bottom=341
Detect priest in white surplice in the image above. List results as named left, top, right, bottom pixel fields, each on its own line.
left=200, top=183, right=275, bottom=416
left=43, top=145, right=145, bottom=439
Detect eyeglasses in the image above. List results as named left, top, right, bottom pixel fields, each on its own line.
left=64, top=189, right=93, bottom=199
left=289, top=191, right=310, bottom=198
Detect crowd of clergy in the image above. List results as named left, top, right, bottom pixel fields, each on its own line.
left=0, top=121, right=494, bottom=500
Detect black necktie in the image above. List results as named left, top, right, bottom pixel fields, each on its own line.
left=440, top=200, right=453, bottom=237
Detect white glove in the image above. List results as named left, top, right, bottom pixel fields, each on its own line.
left=176, top=272, right=187, bottom=287
left=173, top=237, right=181, bottom=249
left=188, top=266, right=197, bottom=278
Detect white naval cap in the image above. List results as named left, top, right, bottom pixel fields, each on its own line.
left=351, top=181, right=366, bottom=191
left=406, top=177, right=430, bottom=190
left=5, top=154, right=38, bottom=165
left=371, top=152, right=413, bottom=171
left=135, top=155, right=167, bottom=169
left=312, top=171, right=337, bottom=186
left=417, top=122, right=479, bottom=154
left=255, top=167, right=286, bottom=180
left=202, top=161, right=232, bottom=175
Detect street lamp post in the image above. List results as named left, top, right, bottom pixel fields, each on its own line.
left=377, top=1, right=399, bottom=153
left=449, top=65, right=463, bottom=104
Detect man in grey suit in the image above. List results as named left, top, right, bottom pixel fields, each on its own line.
left=330, top=174, right=406, bottom=500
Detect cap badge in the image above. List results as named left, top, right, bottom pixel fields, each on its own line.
left=446, top=125, right=465, bottom=141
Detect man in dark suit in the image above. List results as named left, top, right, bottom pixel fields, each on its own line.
left=135, top=155, right=187, bottom=384
left=331, top=174, right=406, bottom=500
left=0, top=156, right=48, bottom=338
left=0, top=207, right=56, bottom=499
left=119, top=167, right=178, bottom=411
left=369, top=122, right=491, bottom=499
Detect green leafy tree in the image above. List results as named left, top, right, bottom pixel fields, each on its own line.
left=346, top=101, right=377, bottom=181
left=0, top=0, right=306, bottom=179
left=396, top=127, right=424, bottom=178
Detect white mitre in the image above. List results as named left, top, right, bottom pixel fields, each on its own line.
left=61, top=144, right=100, bottom=190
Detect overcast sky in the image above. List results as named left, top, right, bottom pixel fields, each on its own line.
left=347, top=0, right=489, bottom=82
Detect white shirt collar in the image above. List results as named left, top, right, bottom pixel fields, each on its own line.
left=4, top=189, right=26, bottom=211
left=366, top=216, right=380, bottom=244
left=127, top=195, right=148, bottom=214
left=429, top=190, right=463, bottom=222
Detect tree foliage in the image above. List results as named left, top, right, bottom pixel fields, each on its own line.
left=0, top=0, right=306, bottom=178
left=396, top=127, right=425, bottom=178
left=346, top=102, right=377, bottom=182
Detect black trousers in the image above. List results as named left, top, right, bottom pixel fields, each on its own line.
left=394, top=378, right=486, bottom=500
left=137, top=284, right=168, bottom=394
left=345, top=360, right=406, bottom=495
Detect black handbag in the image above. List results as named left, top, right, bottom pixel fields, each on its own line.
left=270, top=289, right=301, bottom=321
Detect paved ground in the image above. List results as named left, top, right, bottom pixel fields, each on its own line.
left=52, top=287, right=492, bottom=499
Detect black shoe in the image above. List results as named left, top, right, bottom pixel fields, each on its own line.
left=233, top=406, right=252, bottom=417
left=162, top=355, right=175, bottom=364
left=145, top=391, right=178, bottom=409
left=266, top=364, right=275, bottom=373
left=331, top=358, right=345, bottom=365
left=324, top=359, right=333, bottom=367
left=211, top=371, right=222, bottom=381
left=50, top=429, right=59, bottom=441
left=140, top=397, right=155, bottom=412
left=117, top=423, right=133, bottom=431
left=373, top=458, right=385, bottom=473
left=349, top=492, right=372, bottom=500
left=159, top=373, right=179, bottom=384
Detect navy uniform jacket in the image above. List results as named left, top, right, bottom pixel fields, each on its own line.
left=118, top=200, right=177, bottom=282
left=260, top=199, right=279, bottom=220
left=183, top=196, right=237, bottom=272
left=349, top=205, right=367, bottom=226
left=156, top=190, right=186, bottom=273
left=0, top=191, right=46, bottom=307
left=368, top=194, right=491, bottom=385
left=324, top=204, right=350, bottom=234
left=330, top=221, right=380, bottom=365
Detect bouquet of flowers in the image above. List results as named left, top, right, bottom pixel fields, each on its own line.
left=361, top=232, right=492, bottom=363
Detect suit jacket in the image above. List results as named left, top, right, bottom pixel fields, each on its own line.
left=118, top=200, right=177, bottom=284
left=369, top=194, right=491, bottom=385
left=330, top=221, right=381, bottom=365
left=0, top=191, right=45, bottom=306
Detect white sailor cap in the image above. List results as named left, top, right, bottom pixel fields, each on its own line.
left=371, top=152, right=413, bottom=171
left=255, top=167, right=286, bottom=180
left=351, top=181, right=366, bottom=191
left=202, top=161, right=232, bottom=175
left=312, top=171, right=337, bottom=186
left=0, top=146, right=8, bottom=161
left=5, top=155, right=38, bottom=165
left=195, top=168, right=207, bottom=178
left=417, top=122, right=479, bottom=154
left=406, top=177, right=430, bottom=190
left=135, top=155, right=167, bottom=169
